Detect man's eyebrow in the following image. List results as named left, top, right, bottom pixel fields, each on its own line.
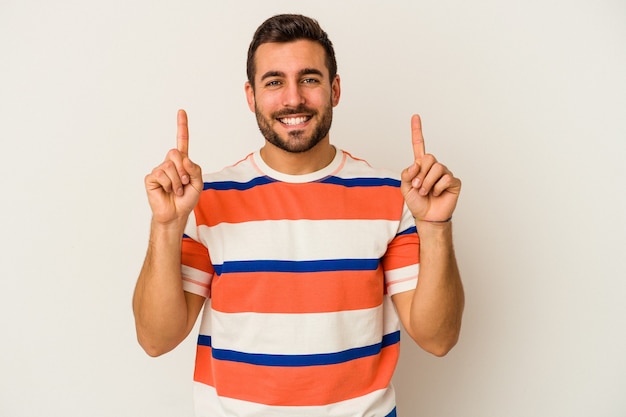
left=260, top=71, right=285, bottom=81
left=299, top=68, right=324, bottom=77
left=259, top=68, right=325, bottom=81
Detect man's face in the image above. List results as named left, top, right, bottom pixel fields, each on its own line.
left=245, top=40, right=341, bottom=153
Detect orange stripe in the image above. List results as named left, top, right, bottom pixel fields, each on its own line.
left=381, top=233, right=420, bottom=270
left=211, top=267, right=384, bottom=313
left=193, top=343, right=399, bottom=406
left=194, top=182, right=404, bottom=226
left=194, top=345, right=214, bottom=387
left=182, top=238, right=214, bottom=274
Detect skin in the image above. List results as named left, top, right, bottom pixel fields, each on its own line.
left=133, top=39, right=464, bottom=358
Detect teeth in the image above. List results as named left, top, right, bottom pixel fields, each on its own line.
left=280, top=116, right=308, bottom=126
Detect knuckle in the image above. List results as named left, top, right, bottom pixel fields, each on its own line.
left=152, top=167, right=170, bottom=183
left=161, top=160, right=175, bottom=171
left=166, top=148, right=180, bottom=159
left=150, top=166, right=161, bottom=177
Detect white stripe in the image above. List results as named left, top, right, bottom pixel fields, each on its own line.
left=385, top=264, right=419, bottom=296
left=193, top=381, right=397, bottom=417
left=251, top=150, right=345, bottom=183
left=203, top=151, right=401, bottom=185
left=203, top=154, right=258, bottom=183
left=382, top=295, right=402, bottom=335
left=338, top=159, right=399, bottom=181
left=181, top=265, right=212, bottom=298
left=388, top=277, right=418, bottom=296
left=385, top=264, right=419, bottom=281
left=203, top=305, right=386, bottom=355
left=184, top=209, right=199, bottom=240
left=199, top=219, right=399, bottom=264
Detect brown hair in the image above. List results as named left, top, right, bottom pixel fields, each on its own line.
left=246, top=14, right=337, bottom=88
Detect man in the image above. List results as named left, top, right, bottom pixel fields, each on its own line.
left=133, top=14, right=464, bottom=417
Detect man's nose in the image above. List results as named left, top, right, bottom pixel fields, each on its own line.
left=282, top=82, right=305, bottom=107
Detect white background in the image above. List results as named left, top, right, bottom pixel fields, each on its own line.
left=1, top=0, right=625, bottom=416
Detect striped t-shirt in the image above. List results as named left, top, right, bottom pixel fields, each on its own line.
left=181, top=149, right=420, bottom=417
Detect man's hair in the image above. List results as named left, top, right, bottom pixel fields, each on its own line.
left=246, top=14, right=337, bottom=88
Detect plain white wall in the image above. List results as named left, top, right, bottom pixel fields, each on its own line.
left=1, top=0, right=625, bottom=416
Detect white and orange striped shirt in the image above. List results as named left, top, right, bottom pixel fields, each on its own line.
left=181, top=149, right=420, bottom=417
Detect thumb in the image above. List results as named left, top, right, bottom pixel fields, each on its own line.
left=183, top=157, right=203, bottom=194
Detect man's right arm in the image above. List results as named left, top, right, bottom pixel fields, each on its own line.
left=132, top=109, right=204, bottom=356
left=133, top=222, right=205, bottom=356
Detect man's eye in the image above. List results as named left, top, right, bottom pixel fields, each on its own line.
left=302, top=78, right=319, bottom=84
left=266, top=80, right=281, bottom=87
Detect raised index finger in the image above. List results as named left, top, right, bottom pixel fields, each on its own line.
left=177, top=109, right=189, bottom=155
left=411, top=114, right=426, bottom=161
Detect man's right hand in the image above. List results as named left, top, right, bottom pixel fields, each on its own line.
left=145, top=109, right=203, bottom=226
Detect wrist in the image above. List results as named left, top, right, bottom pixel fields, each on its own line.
left=150, top=217, right=188, bottom=237
left=413, top=216, right=454, bottom=235
left=413, top=218, right=454, bottom=247
left=413, top=216, right=452, bottom=223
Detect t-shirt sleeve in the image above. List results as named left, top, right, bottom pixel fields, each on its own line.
left=180, top=211, right=214, bottom=298
left=382, top=204, right=420, bottom=296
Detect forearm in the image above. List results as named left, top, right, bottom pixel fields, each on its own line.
left=409, top=221, right=464, bottom=356
left=133, top=219, right=191, bottom=356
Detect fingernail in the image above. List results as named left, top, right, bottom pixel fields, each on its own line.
left=419, top=187, right=428, bottom=196
left=182, top=175, right=189, bottom=184
left=176, top=187, right=184, bottom=196
left=412, top=178, right=421, bottom=189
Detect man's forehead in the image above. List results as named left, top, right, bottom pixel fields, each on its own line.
left=254, top=40, right=328, bottom=76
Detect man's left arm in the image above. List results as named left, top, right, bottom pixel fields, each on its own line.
left=392, top=114, right=465, bottom=357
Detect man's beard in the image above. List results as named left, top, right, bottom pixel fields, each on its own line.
left=255, top=103, right=333, bottom=153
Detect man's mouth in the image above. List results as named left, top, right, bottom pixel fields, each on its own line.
left=278, top=116, right=311, bottom=126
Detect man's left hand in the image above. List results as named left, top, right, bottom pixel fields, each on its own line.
left=400, top=114, right=461, bottom=222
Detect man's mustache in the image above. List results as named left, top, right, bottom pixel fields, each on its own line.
left=272, top=105, right=317, bottom=118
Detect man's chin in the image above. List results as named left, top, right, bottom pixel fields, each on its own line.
left=267, top=134, right=322, bottom=154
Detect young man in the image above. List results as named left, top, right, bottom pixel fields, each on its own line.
left=133, top=14, right=464, bottom=417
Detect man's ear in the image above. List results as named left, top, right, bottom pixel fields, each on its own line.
left=245, top=81, right=256, bottom=112
left=331, top=74, right=341, bottom=107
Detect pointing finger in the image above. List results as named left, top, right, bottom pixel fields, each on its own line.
left=177, top=109, right=189, bottom=155
left=411, top=114, right=426, bottom=161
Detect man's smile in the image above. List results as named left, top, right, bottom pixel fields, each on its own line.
left=278, top=115, right=311, bottom=126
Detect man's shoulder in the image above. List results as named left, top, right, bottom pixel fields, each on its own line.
left=339, top=150, right=400, bottom=182
left=201, top=152, right=258, bottom=184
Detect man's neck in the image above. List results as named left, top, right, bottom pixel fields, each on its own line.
left=259, top=140, right=336, bottom=175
